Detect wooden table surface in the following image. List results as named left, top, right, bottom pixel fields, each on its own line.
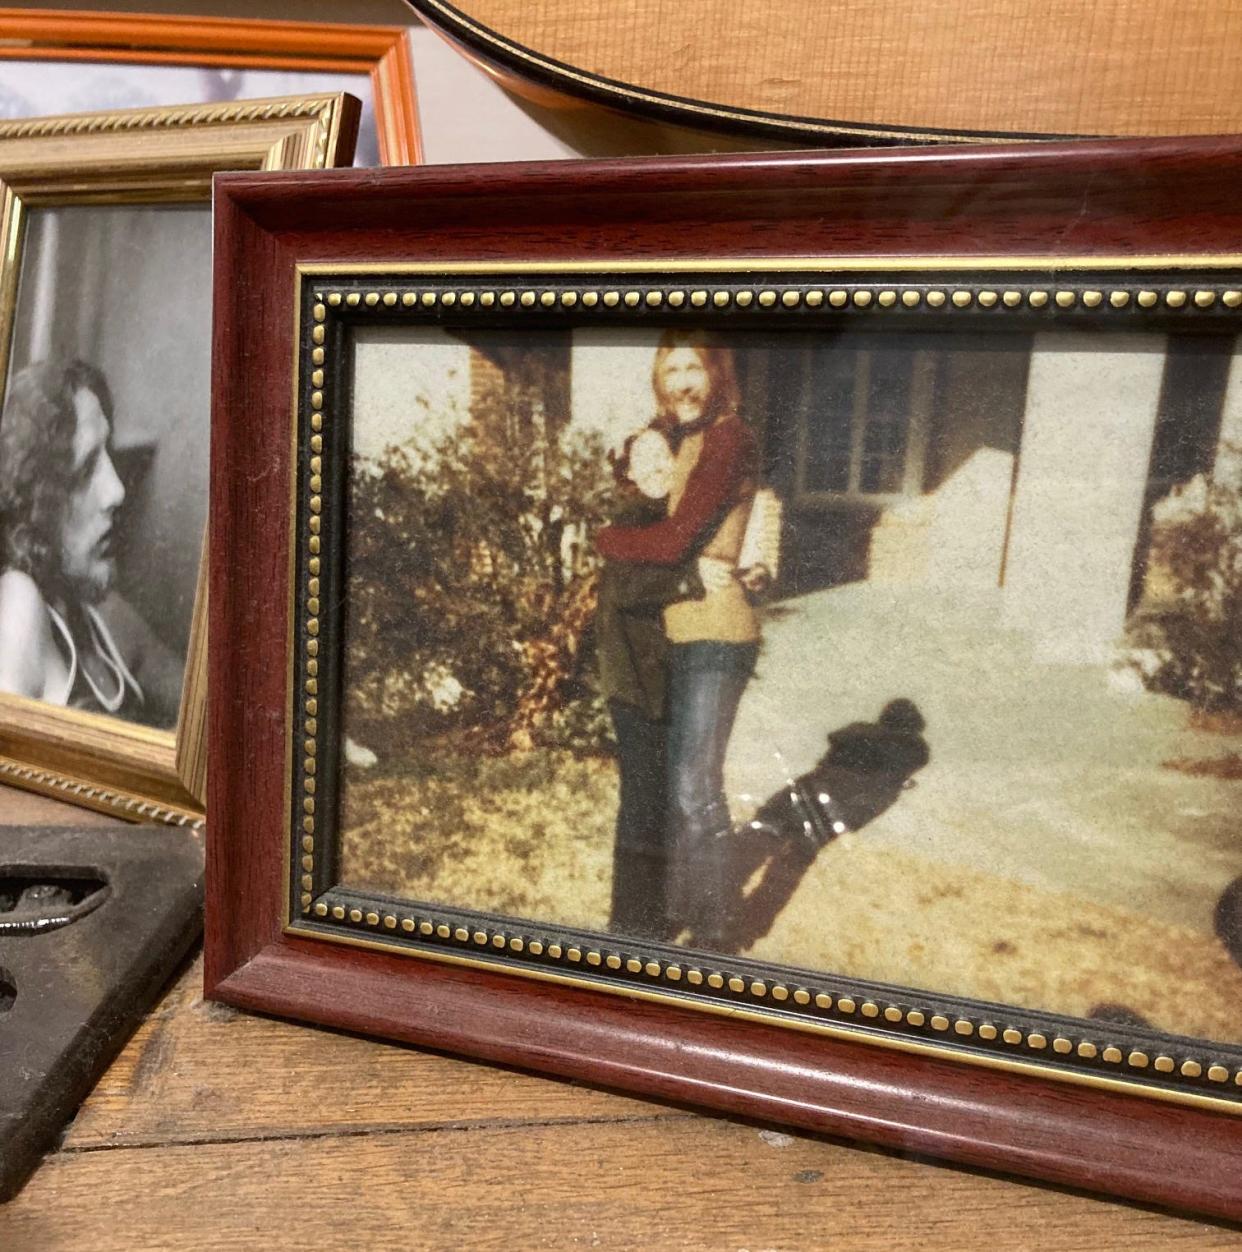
left=1, top=784, right=1239, bottom=1250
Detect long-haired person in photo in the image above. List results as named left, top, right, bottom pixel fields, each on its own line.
left=0, top=359, right=182, bottom=727
left=597, top=330, right=761, bottom=949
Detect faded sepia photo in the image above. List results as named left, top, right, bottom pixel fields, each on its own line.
left=0, top=205, right=211, bottom=729
left=337, top=321, right=1242, bottom=1046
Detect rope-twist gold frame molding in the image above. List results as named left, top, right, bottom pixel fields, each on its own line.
left=288, top=263, right=1242, bottom=1114
left=0, top=95, right=342, bottom=139
left=0, top=96, right=346, bottom=177
left=0, top=757, right=204, bottom=829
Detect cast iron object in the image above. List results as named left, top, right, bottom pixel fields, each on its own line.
left=0, top=824, right=203, bottom=1200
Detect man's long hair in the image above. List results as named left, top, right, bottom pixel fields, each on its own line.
left=650, top=329, right=740, bottom=429
left=0, top=359, right=114, bottom=593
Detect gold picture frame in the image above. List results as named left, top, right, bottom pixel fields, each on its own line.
left=0, top=92, right=361, bottom=825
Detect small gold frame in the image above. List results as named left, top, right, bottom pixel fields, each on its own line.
left=0, top=93, right=360, bottom=825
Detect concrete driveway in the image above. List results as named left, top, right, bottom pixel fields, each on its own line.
left=728, top=583, right=1241, bottom=937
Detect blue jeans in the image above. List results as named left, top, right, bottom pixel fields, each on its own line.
left=666, top=640, right=758, bottom=947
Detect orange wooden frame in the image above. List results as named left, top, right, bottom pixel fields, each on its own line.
left=0, top=9, right=421, bottom=165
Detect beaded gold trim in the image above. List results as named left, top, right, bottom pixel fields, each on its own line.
left=294, top=297, right=332, bottom=914
left=308, top=895, right=1242, bottom=1094
left=306, top=283, right=1242, bottom=316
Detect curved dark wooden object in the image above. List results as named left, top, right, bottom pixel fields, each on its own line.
left=208, top=138, right=1242, bottom=1221
left=405, top=0, right=1242, bottom=147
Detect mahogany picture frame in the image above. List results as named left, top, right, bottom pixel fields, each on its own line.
left=206, top=139, right=1242, bottom=1220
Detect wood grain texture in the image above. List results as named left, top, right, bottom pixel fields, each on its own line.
left=9, top=1113, right=1240, bottom=1251
left=206, top=136, right=1242, bottom=259
left=214, top=939, right=1242, bottom=1219
left=4, top=949, right=1236, bottom=1248
left=414, top=0, right=1242, bottom=141
left=207, top=139, right=1242, bottom=1222
left=64, top=956, right=671, bottom=1148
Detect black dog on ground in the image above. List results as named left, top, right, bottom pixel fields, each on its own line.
left=749, top=698, right=930, bottom=847
left=713, top=699, right=930, bottom=953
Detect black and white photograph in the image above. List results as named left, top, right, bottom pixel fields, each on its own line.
left=0, top=204, right=210, bottom=730
left=331, top=313, right=1242, bottom=1048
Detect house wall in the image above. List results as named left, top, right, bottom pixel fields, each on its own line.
left=467, top=348, right=508, bottom=447
left=350, top=326, right=471, bottom=461
left=1214, top=342, right=1242, bottom=489
left=924, top=344, right=1029, bottom=491
left=1001, top=332, right=1166, bottom=663
left=775, top=335, right=1028, bottom=595
left=776, top=329, right=1229, bottom=671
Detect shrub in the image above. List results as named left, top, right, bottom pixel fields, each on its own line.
left=1129, top=458, right=1242, bottom=714
left=342, top=381, right=616, bottom=757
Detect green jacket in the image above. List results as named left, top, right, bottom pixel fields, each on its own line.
left=595, top=501, right=702, bottom=721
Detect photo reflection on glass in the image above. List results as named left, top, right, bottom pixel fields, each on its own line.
left=337, top=322, right=1242, bottom=1047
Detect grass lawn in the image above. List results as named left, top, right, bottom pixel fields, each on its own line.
left=341, top=747, right=617, bottom=933
left=340, top=744, right=1242, bottom=1045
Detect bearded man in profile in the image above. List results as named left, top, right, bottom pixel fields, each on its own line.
left=0, top=359, right=183, bottom=729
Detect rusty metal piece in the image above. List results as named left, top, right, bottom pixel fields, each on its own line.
left=0, top=824, right=202, bottom=1200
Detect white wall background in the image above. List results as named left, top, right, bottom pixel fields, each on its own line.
left=11, top=0, right=757, bottom=165
left=352, top=327, right=669, bottom=463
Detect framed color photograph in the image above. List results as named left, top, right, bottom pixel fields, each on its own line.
left=207, top=140, right=1242, bottom=1217
left=0, top=9, right=419, bottom=167
left=0, top=91, right=360, bottom=824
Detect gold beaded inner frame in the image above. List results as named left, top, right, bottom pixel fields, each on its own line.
left=286, top=261, right=1242, bottom=1113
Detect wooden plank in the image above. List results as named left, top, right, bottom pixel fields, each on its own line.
left=6, top=1119, right=1236, bottom=1251
left=63, top=956, right=683, bottom=1148
left=0, top=789, right=1225, bottom=1245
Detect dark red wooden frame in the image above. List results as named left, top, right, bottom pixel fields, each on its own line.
left=207, top=138, right=1242, bottom=1220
